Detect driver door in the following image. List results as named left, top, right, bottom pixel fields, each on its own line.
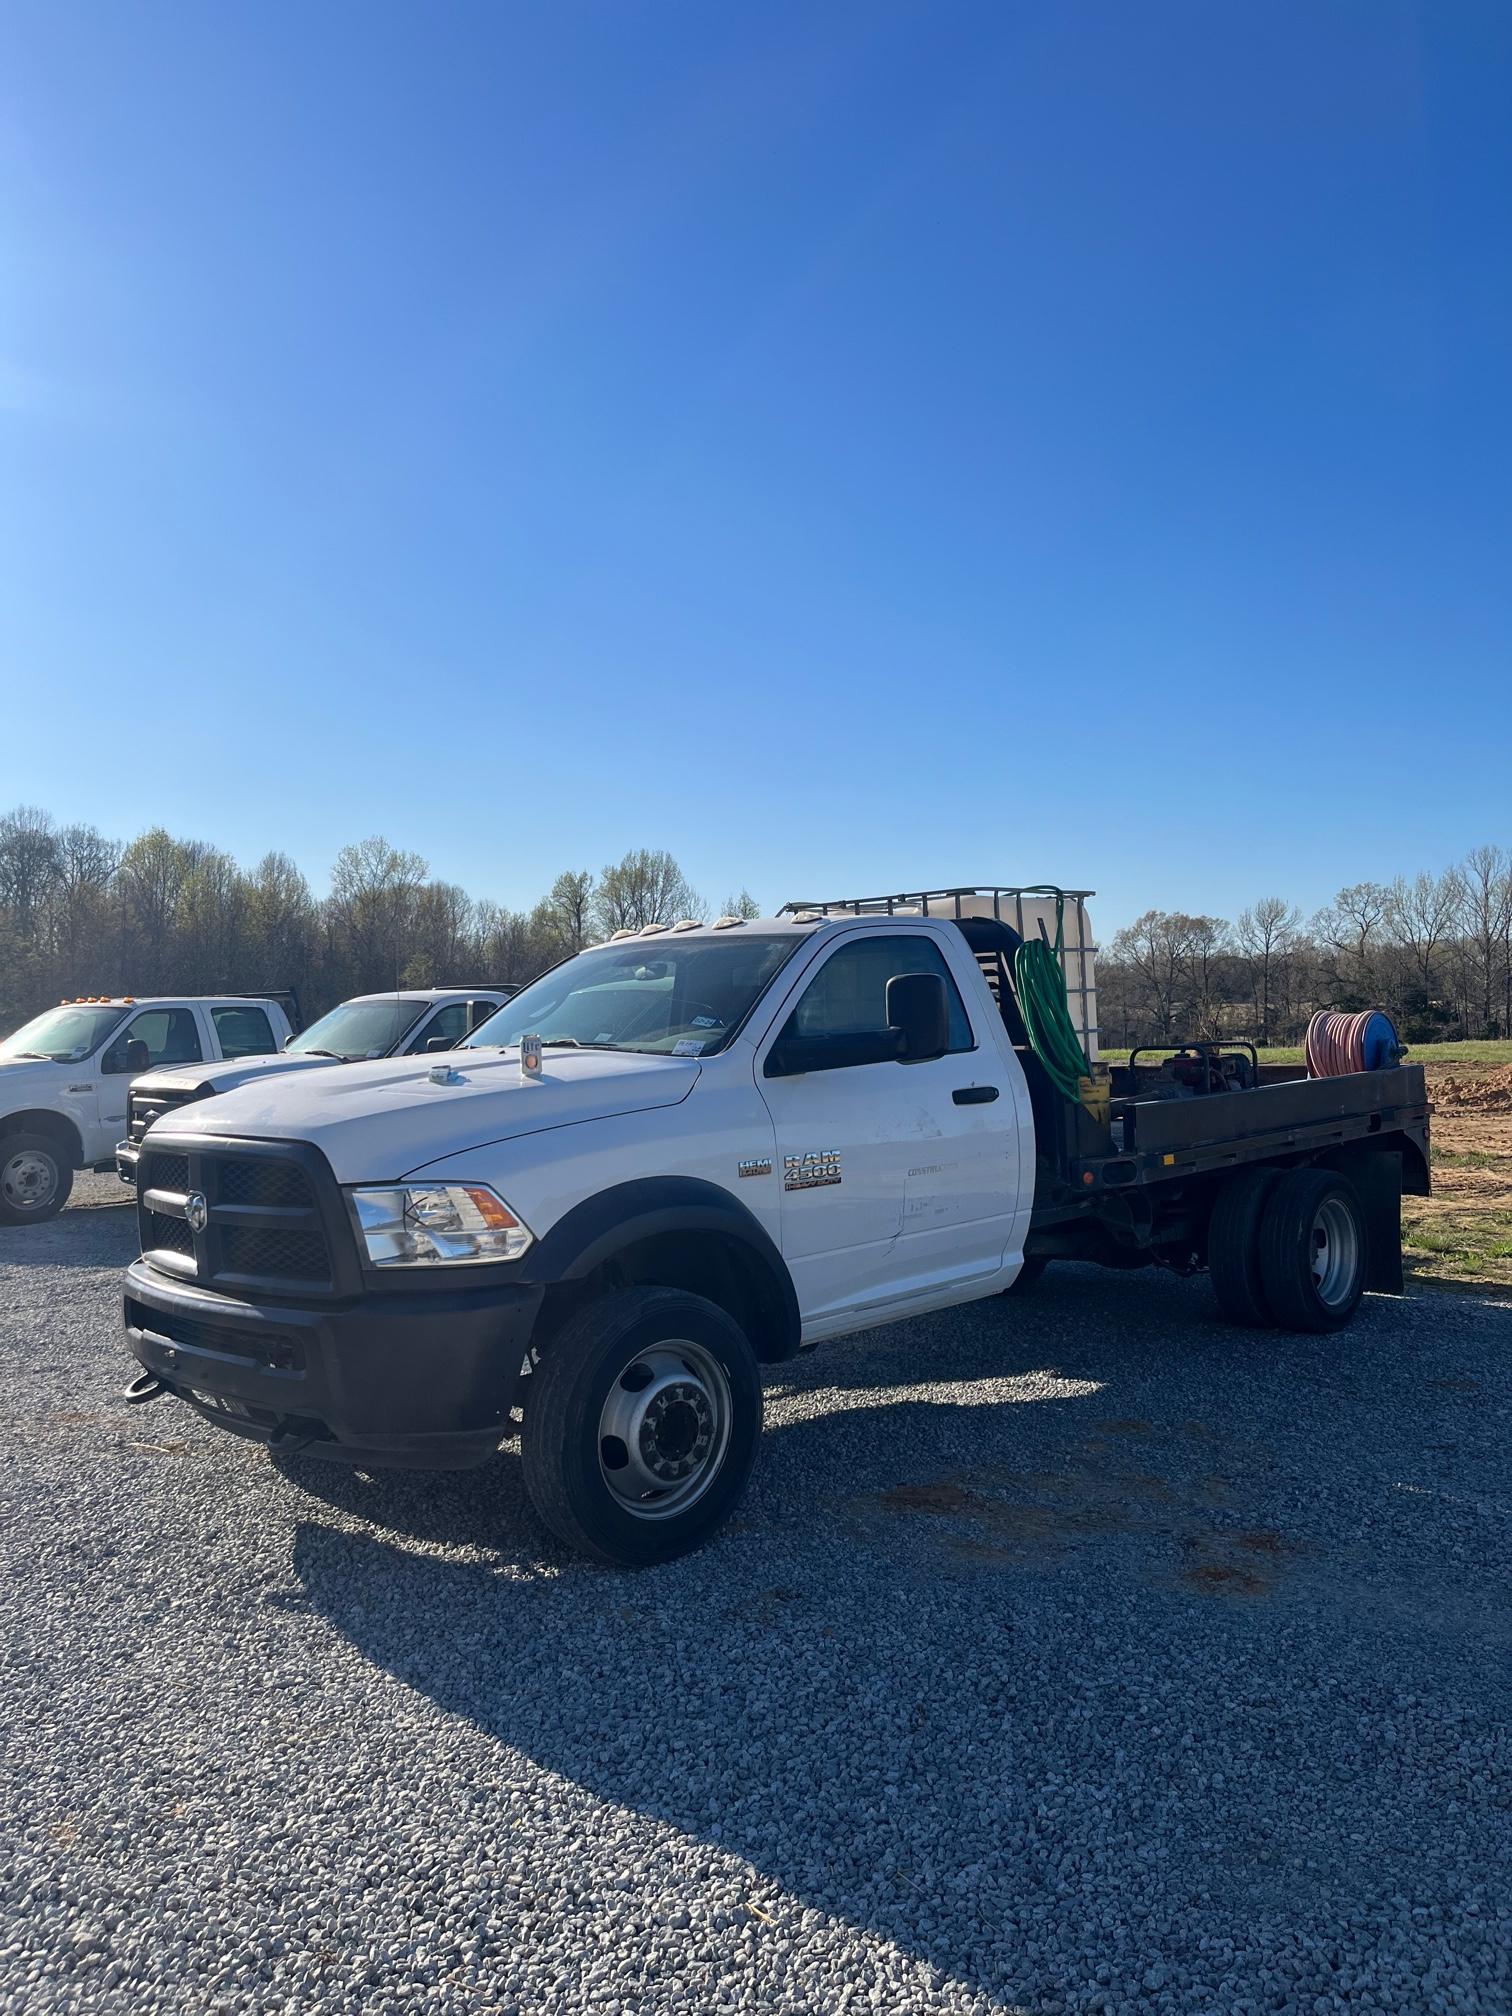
left=756, top=932, right=1014, bottom=1332
left=97, top=1008, right=206, bottom=1149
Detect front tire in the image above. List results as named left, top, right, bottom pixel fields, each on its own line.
left=0, top=1134, right=74, bottom=1226
left=520, top=1286, right=763, bottom=1566
left=1258, top=1168, right=1368, bottom=1333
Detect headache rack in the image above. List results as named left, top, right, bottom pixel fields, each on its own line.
left=778, top=886, right=1099, bottom=1061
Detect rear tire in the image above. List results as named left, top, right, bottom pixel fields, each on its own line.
left=520, top=1286, right=762, bottom=1567
left=1207, top=1168, right=1279, bottom=1326
left=0, top=1134, right=73, bottom=1226
left=1258, top=1168, right=1368, bottom=1333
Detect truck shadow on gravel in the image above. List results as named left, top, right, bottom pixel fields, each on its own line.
left=282, top=1270, right=1509, bottom=2003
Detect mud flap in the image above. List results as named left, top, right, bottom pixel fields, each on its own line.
left=1358, top=1149, right=1404, bottom=1295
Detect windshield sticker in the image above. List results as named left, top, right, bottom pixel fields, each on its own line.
left=691, top=1015, right=722, bottom=1028
left=672, top=1039, right=705, bottom=1056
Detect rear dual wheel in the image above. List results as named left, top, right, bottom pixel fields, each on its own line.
left=1209, top=1166, right=1367, bottom=1333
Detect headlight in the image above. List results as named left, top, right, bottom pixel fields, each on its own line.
left=348, top=1184, right=533, bottom=1267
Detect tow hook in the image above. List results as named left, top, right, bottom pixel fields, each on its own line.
left=121, top=1371, right=166, bottom=1405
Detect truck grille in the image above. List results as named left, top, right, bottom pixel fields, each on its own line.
left=137, top=1141, right=342, bottom=1295
left=146, top=1210, right=194, bottom=1260
left=129, top=1083, right=206, bottom=1146
left=219, top=1226, right=329, bottom=1282
left=217, top=1159, right=312, bottom=1210
left=145, top=1151, right=190, bottom=1194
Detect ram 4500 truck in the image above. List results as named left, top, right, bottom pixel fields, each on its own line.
left=120, top=889, right=1430, bottom=1567
left=115, top=987, right=513, bottom=1187
left=0, top=992, right=296, bottom=1224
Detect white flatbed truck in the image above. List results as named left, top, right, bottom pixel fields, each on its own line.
left=118, top=889, right=1430, bottom=1566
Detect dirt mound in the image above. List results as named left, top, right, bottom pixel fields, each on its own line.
left=1433, top=1064, right=1512, bottom=1113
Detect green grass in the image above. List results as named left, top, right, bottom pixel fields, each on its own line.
left=1431, top=1147, right=1502, bottom=1170
left=1100, top=1039, right=1512, bottom=1069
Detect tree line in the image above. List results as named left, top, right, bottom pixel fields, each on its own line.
left=1102, top=851, right=1512, bottom=1048
left=3, top=804, right=1509, bottom=1047
left=0, top=805, right=757, bottom=1031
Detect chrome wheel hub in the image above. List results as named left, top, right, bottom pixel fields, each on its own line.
left=2, top=1149, right=57, bottom=1212
left=1310, top=1196, right=1360, bottom=1307
left=598, top=1341, right=732, bottom=1520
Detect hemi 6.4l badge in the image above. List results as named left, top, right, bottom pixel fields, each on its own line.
left=784, top=1150, right=841, bottom=1192
left=737, top=1158, right=773, bottom=1179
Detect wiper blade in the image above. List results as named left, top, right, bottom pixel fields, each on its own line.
left=300, top=1049, right=345, bottom=1060
left=11, top=1051, right=52, bottom=1061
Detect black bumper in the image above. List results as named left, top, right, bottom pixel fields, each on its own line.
left=123, top=1258, right=544, bottom=1469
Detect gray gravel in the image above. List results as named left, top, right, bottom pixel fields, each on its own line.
left=3, top=1173, right=1510, bottom=2014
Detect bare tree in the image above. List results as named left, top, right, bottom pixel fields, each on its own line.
left=544, top=870, right=595, bottom=953
left=1386, top=869, right=1464, bottom=1029
left=1459, top=846, right=1511, bottom=1036
left=1110, top=911, right=1190, bottom=1039
left=1313, top=882, right=1389, bottom=1009
left=719, top=888, right=762, bottom=920
left=590, top=849, right=701, bottom=937
left=1236, top=896, right=1302, bottom=1044
left=0, top=806, right=60, bottom=937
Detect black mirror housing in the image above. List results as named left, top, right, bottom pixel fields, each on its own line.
left=886, top=972, right=950, bottom=1062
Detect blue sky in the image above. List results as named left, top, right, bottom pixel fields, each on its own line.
left=3, top=2, right=1509, bottom=932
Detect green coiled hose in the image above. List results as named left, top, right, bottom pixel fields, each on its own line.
left=1012, top=887, right=1093, bottom=1102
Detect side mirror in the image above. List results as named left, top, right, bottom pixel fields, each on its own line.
left=886, top=972, right=949, bottom=1063
left=283, top=1034, right=295, bottom=1049
left=425, top=1035, right=453, bottom=1054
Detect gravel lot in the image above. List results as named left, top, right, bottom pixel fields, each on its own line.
left=3, top=1175, right=1510, bottom=2014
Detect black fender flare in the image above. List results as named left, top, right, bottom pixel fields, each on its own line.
left=522, top=1176, right=802, bottom=1362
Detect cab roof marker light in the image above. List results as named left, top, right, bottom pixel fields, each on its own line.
left=671, top=918, right=701, bottom=932
left=610, top=929, right=636, bottom=941
left=639, top=923, right=668, bottom=936
left=712, top=916, right=746, bottom=929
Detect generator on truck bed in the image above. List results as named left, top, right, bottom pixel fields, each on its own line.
left=118, top=884, right=1429, bottom=1567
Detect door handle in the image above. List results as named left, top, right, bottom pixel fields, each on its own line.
left=952, top=1085, right=999, bottom=1105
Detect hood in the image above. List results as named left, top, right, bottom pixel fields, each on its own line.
left=133, top=1054, right=340, bottom=1098
left=0, top=1056, right=65, bottom=1087
left=167, top=1047, right=701, bottom=1184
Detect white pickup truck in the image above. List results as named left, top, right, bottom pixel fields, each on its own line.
left=0, top=993, right=296, bottom=1225
left=115, top=987, right=513, bottom=1187
left=119, top=888, right=1430, bottom=1568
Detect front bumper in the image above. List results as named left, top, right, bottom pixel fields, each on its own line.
left=122, top=1258, right=545, bottom=1468
left=115, top=1141, right=138, bottom=1186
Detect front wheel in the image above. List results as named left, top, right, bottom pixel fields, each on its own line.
left=0, top=1134, right=74, bottom=1226
left=520, top=1286, right=763, bottom=1566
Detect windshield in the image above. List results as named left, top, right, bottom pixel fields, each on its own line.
left=464, top=934, right=800, bottom=1056
left=287, top=998, right=429, bottom=1060
left=0, top=1003, right=129, bottom=1063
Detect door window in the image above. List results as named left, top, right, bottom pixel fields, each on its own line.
left=779, top=936, right=974, bottom=1059
left=106, top=1008, right=204, bottom=1071
left=211, top=1005, right=276, bottom=1059
left=406, top=1002, right=471, bottom=1053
